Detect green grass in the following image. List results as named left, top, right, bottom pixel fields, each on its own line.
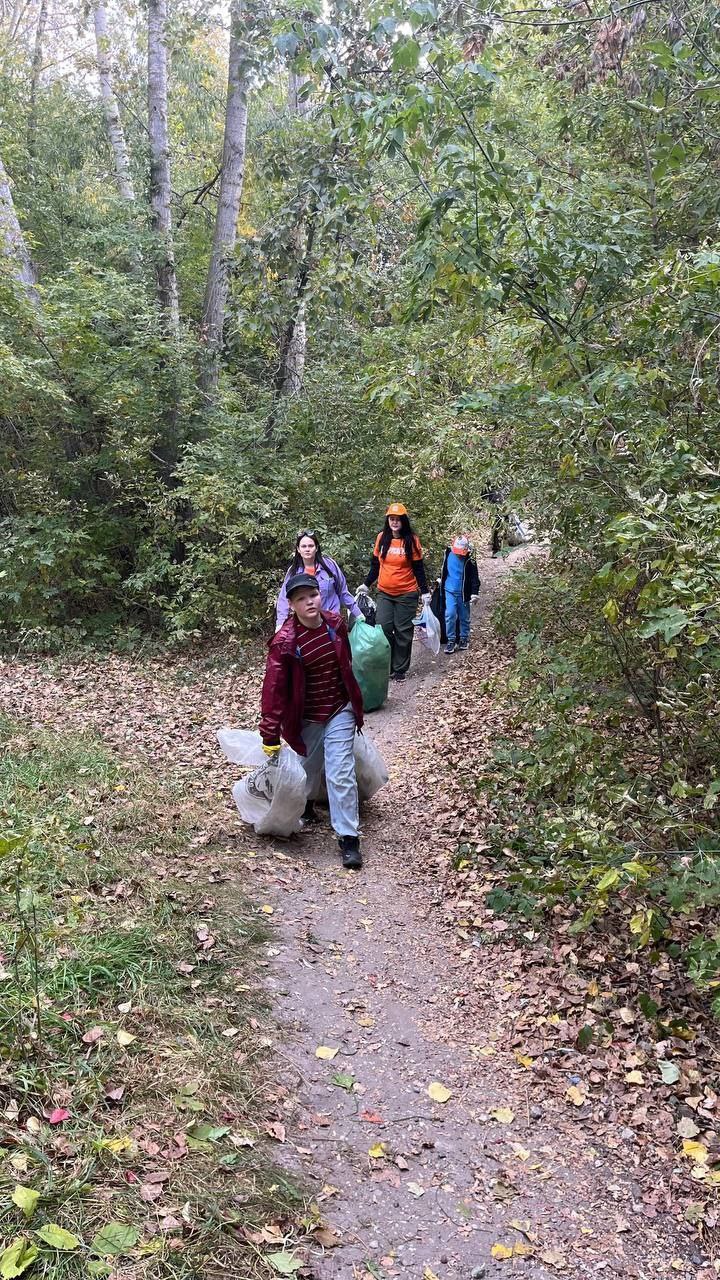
left=0, top=717, right=309, bottom=1279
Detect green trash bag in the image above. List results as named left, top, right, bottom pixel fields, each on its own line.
left=350, top=618, right=391, bottom=712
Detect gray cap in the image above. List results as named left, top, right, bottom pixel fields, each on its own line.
left=286, top=572, right=320, bottom=598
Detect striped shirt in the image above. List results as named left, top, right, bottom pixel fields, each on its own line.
left=297, top=622, right=347, bottom=723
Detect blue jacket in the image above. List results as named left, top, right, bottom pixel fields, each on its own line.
left=276, top=556, right=362, bottom=629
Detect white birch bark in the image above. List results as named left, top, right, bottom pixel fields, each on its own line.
left=0, top=150, right=40, bottom=306
left=199, top=0, right=249, bottom=396
left=93, top=0, right=135, bottom=202
left=275, top=70, right=312, bottom=397
left=148, top=0, right=179, bottom=333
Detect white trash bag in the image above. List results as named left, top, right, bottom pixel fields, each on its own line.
left=506, top=512, right=533, bottom=547
left=217, top=729, right=306, bottom=838
left=354, top=732, right=389, bottom=800
left=415, top=603, right=441, bottom=656
left=303, top=731, right=389, bottom=804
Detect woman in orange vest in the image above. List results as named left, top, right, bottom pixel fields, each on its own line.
left=357, top=503, right=431, bottom=682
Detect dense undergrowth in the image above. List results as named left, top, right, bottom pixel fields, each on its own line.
left=472, top=561, right=720, bottom=1007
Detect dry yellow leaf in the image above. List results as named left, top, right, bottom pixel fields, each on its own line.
left=565, top=1085, right=586, bottom=1107
left=368, top=1142, right=387, bottom=1160
left=315, top=1046, right=339, bottom=1060
left=358, top=1015, right=375, bottom=1028
left=514, top=1242, right=534, bottom=1258
left=261, top=905, right=274, bottom=915
left=116, top=1029, right=136, bottom=1047
left=587, top=979, right=600, bottom=997
left=682, top=1139, right=709, bottom=1164
left=491, top=1243, right=514, bottom=1260
left=477, top=1045, right=496, bottom=1057
left=547, top=1013, right=561, bottom=1026
left=423, top=1269, right=440, bottom=1280
left=427, top=1082, right=452, bottom=1104
left=514, top=1052, right=534, bottom=1069
left=490, top=1107, right=515, bottom=1124
left=511, top=1143, right=531, bottom=1161
left=625, top=1070, right=644, bottom=1084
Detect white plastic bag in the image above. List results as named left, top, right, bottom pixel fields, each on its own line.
left=354, top=733, right=389, bottom=800
left=506, top=512, right=532, bottom=547
left=304, top=731, right=388, bottom=804
left=217, top=728, right=307, bottom=837
left=415, top=603, right=441, bottom=656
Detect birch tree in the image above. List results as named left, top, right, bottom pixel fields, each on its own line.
left=0, top=150, right=39, bottom=306
left=148, top=0, right=179, bottom=332
left=274, top=70, right=312, bottom=398
left=199, top=0, right=249, bottom=398
left=92, top=0, right=135, bottom=202
left=27, top=0, right=48, bottom=156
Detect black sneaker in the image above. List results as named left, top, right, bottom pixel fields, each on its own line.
left=390, top=670, right=406, bottom=682
left=458, top=639, right=469, bottom=650
left=302, top=800, right=318, bottom=824
left=338, top=835, right=362, bottom=870
left=444, top=642, right=456, bottom=654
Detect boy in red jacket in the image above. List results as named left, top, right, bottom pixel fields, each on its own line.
left=260, top=573, right=364, bottom=870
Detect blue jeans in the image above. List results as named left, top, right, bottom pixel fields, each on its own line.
left=445, top=592, right=470, bottom=644
left=301, top=704, right=359, bottom=838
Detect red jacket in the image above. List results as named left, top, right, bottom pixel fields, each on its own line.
left=259, top=610, right=364, bottom=754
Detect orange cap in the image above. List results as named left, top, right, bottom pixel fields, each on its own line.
left=386, top=502, right=408, bottom=517
left=451, top=536, right=470, bottom=555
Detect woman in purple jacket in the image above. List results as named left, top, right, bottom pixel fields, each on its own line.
left=275, top=530, right=362, bottom=630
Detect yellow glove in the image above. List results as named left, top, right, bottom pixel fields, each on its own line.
left=262, top=743, right=281, bottom=763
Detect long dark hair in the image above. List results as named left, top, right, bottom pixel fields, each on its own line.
left=288, top=530, right=337, bottom=582
left=378, top=514, right=418, bottom=564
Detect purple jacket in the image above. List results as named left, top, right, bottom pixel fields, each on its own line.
left=275, top=556, right=362, bottom=630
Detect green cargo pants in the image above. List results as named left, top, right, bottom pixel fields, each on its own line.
left=376, top=590, right=419, bottom=676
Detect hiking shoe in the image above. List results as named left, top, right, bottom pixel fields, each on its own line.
left=444, top=642, right=456, bottom=654
left=338, top=835, right=362, bottom=870
left=458, top=639, right=469, bottom=650
left=390, top=670, right=406, bottom=682
left=302, top=800, right=319, bottom=824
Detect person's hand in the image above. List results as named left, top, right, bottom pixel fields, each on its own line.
left=262, top=743, right=281, bottom=764
left=356, top=584, right=370, bottom=597
left=421, top=592, right=432, bottom=604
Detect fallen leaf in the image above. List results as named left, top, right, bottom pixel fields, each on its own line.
left=659, top=1060, right=681, bottom=1085
left=82, top=1026, right=105, bottom=1046
left=47, top=1108, right=69, bottom=1125
left=34, top=1225, right=80, bottom=1252
left=407, top=1181, right=425, bottom=1198
left=104, top=1085, right=125, bottom=1103
left=565, top=1086, right=586, bottom=1107
left=490, top=1107, right=515, bottom=1124
left=12, top=1186, right=40, bottom=1220
left=677, top=1116, right=700, bottom=1139
left=368, top=1142, right=387, bottom=1160
left=360, top=1110, right=384, bottom=1124
left=140, top=1183, right=163, bottom=1203
left=90, top=1222, right=139, bottom=1256
left=265, top=1122, right=286, bottom=1143
left=315, top=1046, right=339, bottom=1061
left=427, top=1081, right=452, bottom=1104
left=117, top=1000, right=132, bottom=1014
left=539, top=1247, right=568, bottom=1269
left=313, top=1226, right=341, bottom=1248
left=261, top=905, right=274, bottom=915
left=625, top=1071, right=644, bottom=1085
left=491, top=1243, right=514, bottom=1260
left=0, top=1238, right=39, bottom=1277
left=116, top=1030, right=136, bottom=1047
left=514, top=1052, right=534, bottom=1069
left=267, top=1251, right=303, bottom=1275
left=682, top=1140, right=709, bottom=1164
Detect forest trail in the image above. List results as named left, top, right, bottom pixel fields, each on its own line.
left=0, top=550, right=703, bottom=1280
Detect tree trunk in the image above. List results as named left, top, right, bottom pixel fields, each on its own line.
left=92, top=0, right=135, bottom=202
left=199, top=0, right=249, bottom=398
left=0, top=149, right=40, bottom=306
left=147, top=0, right=179, bottom=333
left=27, top=0, right=48, bottom=157
left=274, top=70, right=312, bottom=398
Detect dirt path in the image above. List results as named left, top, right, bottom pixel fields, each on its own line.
left=0, top=550, right=708, bottom=1280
